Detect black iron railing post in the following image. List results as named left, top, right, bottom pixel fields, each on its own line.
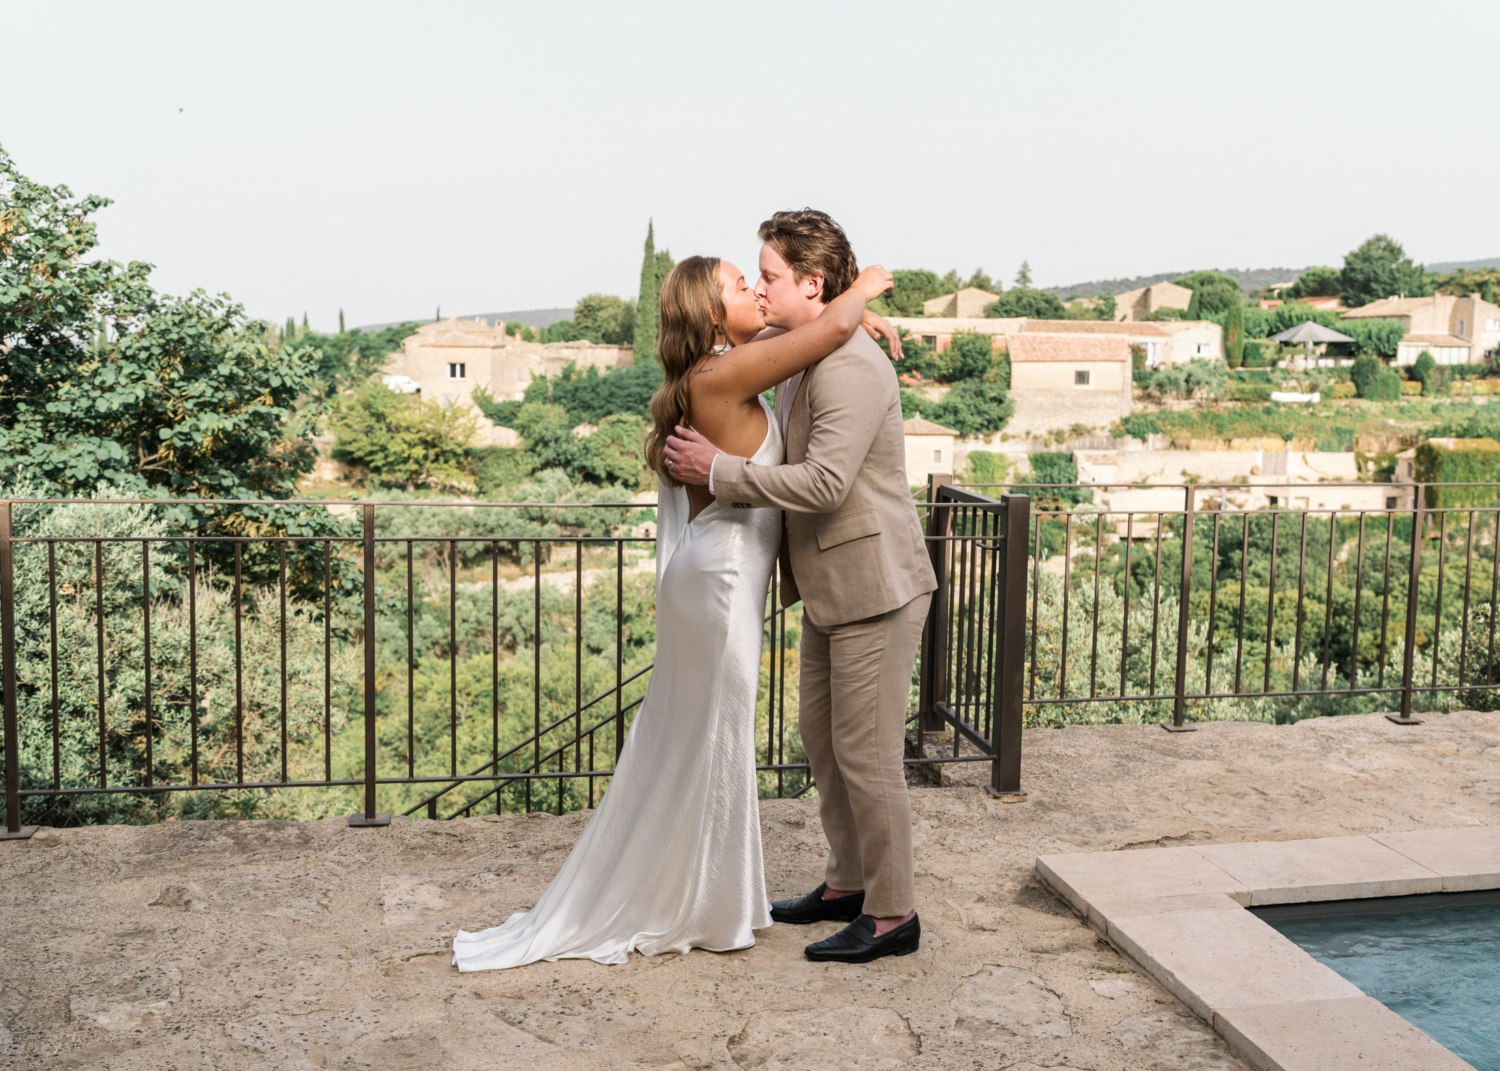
left=1165, top=486, right=1199, bottom=732
left=990, top=493, right=1029, bottom=801
left=1390, top=488, right=1426, bottom=726
left=1, top=502, right=37, bottom=840
left=919, top=474, right=953, bottom=737
left=350, top=503, right=391, bottom=825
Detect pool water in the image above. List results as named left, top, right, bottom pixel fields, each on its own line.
left=1255, top=891, right=1500, bottom=1071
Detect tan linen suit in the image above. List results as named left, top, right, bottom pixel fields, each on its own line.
left=713, top=330, right=936, bottom=917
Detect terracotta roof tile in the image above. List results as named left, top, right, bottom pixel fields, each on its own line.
left=903, top=417, right=959, bottom=436
left=1007, top=333, right=1129, bottom=362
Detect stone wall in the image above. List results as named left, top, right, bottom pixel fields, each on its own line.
left=1006, top=389, right=1131, bottom=437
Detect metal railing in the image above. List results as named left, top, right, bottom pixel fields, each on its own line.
left=0, top=491, right=1018, bottom=835
left=957, top=480, right=1500, bottom=732
left=5, top=480, right=1494, bottom=837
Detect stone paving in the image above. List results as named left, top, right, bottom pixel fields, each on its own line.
left=2, top=710, right=1497, bottom=1070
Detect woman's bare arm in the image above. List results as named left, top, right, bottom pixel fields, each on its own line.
left=691, top=266, right=893, bottom=402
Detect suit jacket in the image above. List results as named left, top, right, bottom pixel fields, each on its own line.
left=712, top=329, right=936, bottom=626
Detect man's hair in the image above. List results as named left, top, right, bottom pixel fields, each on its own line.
left=757, top=209, right=858, bottom=304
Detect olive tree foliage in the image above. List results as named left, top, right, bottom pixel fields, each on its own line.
left=331, top=378, right=480, bottom=492
left=0, top=145, right=327, bottom=512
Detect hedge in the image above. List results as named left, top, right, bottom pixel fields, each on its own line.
left=1401, top=380, right=1422, bottom=396
left=1414, top=438, right=1500, bottom=508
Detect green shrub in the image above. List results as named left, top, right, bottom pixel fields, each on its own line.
left=1365, top=369, right=1404, bottom=401
left=1242, top=341, right=1271, bottom=368
left=1331, top=383, right=1357, bottom=399
left=1412, top=350, right=1436, bottom=382
left=964, top=450, right=1010, bottom=486
left=1351, top=353, right=1385, bottom=398
left=1414, top=438, right=1500, bottom=508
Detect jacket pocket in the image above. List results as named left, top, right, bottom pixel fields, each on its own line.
left=815, top=510, right=880, bottom=550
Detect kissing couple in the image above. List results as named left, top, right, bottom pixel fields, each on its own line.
left=452, top=209, right=937, bottom=970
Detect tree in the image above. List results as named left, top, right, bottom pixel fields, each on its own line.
left=338, top=308, right=346, bottom=333
left=966, top=268, right=995, bottom=292
left=331, top=378, right=478, bottom=491
left=1224, top=305, right=1245, bottom=367
left=0, top=143, right=325, bottom=506
left=1350, top=354, right=1385, bottom=398
left=1339, top=234, right=1433, bottom=309
left=878, top=269, right=947, bottom=317
left=1174, top=271, right=1241, bottom=316
left=924, top=377, right=1012, bottom=438
left=573, top=293, right=636, bottom=345
left=945, top=331, right=999, bottom=381
left=632, top=220, right=673, bottom=362
left=985, top=288, right=1067, bottom=319
left=940, top=269, right=963, bottom=292
left=1014, top=261, right=1033, bottom=287
left=1284, top=266, right=1341, bottom=300
left=1185, top=288, right=1201, bottom=320
left=1434, top=266, right=1500, bottom=299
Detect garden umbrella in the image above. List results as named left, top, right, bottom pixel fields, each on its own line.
left=1268, top=320, right=1355, bottom=365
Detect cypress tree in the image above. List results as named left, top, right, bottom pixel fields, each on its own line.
left=339, top=308, right=346, bottom=333
left=285, top=315, right=295, bottom=341
left=1185, top=288, right=1201, bottom=320
left=634, top=220, right=660, bottom=362
left=302, top=312, right=308, bottom=329
left=1224, top=304, right=1244, bottom=367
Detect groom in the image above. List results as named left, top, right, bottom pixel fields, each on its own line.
left=663, top=209, right=936, bottom=963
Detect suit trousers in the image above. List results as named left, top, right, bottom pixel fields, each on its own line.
left=798, top=591, right=931, bottom=918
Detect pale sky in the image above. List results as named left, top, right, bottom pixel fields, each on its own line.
left=5, top=0, right=1496, bottom=330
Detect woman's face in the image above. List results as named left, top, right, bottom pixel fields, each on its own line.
left=718, top=261, right=766, bottom=346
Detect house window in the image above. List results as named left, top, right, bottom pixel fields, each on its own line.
left=1194, top=343, right=1210, bottom=356
left=448, top=363, right=466, bottom=379
left=1074, top=370, right=1091, bottom=387
left=1458, top=320, right=1467, bottom=336
left=1386, top=497, right=1398, bottom=510
left=921, top=335, right=938, bottom=350
left=1487, top=319, right=1499, bottom=331
left=516, top=367, right=526, bottom=382
left=933, top=449, right=943, bottom=462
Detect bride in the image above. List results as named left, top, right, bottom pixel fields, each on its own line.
left=451, top=255, right=894, bottom=970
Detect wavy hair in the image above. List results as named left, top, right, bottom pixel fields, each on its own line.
left=644, top=256, right=725, bottom=488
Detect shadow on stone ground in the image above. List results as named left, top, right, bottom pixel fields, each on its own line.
left=2, top=711, right=1496, bottom=1069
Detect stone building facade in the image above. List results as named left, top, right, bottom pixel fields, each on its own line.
left=902, top=417, right=958, bottom=485
left=886, top=316, right=1221, bottom=367
left=921, top=287, right=1001, bottom=318
left=1341, top=294, right=1500, bottom=365
left=1113, top=281, right=1193, bottom=322
left=376, top=318, right=634, bottom=446
left=380, top=317, right=633, bottom=407
left=1005, top=333, right=1133, bottom=437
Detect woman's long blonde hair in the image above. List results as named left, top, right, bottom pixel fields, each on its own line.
left=644, top=256, right=725, bottom=488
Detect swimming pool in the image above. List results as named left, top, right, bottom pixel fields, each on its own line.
left=1255, top=890, right=1500, bottom=1071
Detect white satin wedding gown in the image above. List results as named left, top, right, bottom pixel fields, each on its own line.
left=452, top=399, right=782, bottom=970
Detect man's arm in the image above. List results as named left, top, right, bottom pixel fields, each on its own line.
left=712, top=349, right=886, bottom=514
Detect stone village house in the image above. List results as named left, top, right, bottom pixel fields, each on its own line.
left=380, top=317, right=633, bottom=444
left=886, top=316, right=1221, bottom=369
left=1340, top=293, right=1500, bottom=366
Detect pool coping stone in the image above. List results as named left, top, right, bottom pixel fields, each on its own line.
left=1037, top=826, right=1499, bottom=1071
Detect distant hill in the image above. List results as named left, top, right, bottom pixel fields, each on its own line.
left=1427, top=257, right=1500, bottom=273
left=1047, top=267, right=1308, bottom=300
left=355, top=307, right=573, bottom=333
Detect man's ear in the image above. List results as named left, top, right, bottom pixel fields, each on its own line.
left=804, top=273, right=826, bottom=302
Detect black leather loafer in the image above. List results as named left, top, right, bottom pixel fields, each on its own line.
left=769, top=883, right=865, bottom=924
left=804, top=913, right=920, bottom=963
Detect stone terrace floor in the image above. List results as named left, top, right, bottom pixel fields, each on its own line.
left=3, top=711, right=1498, bottom=1071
